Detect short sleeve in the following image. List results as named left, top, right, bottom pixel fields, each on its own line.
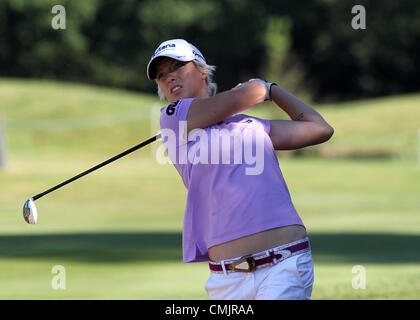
left=232, top=114, right=271, bottom=135
left=256, top=116, right=271, bottom=135
left=160, top=98, right=195, bottom=145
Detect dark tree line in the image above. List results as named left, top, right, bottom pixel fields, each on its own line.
left=0, top=0, right=419, bottom=102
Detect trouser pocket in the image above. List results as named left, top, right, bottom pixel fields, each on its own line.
left=296, top=251, right=314, bottom=299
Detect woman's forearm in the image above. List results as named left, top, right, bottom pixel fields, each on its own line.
left=271, top=85, right=330, bottom=126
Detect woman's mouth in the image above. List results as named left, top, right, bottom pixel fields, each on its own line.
left=171, top=85, right=182, bottom=94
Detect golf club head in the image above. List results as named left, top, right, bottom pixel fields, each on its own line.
left=23, top=198, right=38, bottom=224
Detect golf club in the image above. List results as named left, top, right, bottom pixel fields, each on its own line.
left=23, top=133, right=161, bottom=224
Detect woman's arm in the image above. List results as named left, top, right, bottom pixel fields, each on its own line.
left=186, top=81, right=267, bottom=134
left=269, top=85, right=334, bottom=150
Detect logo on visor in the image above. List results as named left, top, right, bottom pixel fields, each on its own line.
left=192, top=50, right=204, bottom=60
left=152, top=43, right=176, bottom=58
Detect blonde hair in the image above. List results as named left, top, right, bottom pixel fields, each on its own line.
left=156, top=61, right=217, bottom=101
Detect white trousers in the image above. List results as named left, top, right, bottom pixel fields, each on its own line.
left=205, top=246, right=314, bottom=300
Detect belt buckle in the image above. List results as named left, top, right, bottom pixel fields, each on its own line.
left=229, top=255, right=257, bottom=272
left=275, top=249, right=291, bottom=260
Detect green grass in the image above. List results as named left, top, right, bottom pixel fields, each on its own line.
left=0, top=78, right=419, bottom=299
left=310, top=94, right=420, bottom=160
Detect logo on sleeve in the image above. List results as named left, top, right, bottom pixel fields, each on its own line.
left=166, top=100, right=179, bottom=116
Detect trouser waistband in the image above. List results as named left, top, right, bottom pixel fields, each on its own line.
left=208, top=237, right=310, bottom=273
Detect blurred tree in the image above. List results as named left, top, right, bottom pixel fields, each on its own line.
left=281, top=0, right=420, bottom=101
left=0, top=0, right=98, bottom=80
left=137, top=0, right=269, bottom=93
left=262, top=16, right=312, bottom=102
left=0, top=0, right=418, bottom=102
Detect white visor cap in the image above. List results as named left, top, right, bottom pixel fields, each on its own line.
left=147, top=39, right=206, bottom=80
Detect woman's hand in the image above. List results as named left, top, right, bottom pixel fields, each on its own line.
left=247, top=79, right=275, bottom=101
left=231, top=83, right=243, bottom=90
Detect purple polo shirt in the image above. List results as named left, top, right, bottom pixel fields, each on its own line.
left=160, top=98, right=305, bottom=263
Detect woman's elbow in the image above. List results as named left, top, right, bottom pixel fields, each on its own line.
left=320, top=124, right=334, bottom=142
left=311, top=123, right=334, bottom=145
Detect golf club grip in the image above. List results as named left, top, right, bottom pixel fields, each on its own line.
left=32, top=134, right=161, bottom=201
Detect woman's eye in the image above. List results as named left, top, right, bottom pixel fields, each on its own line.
left=172, top=62, right=185, bottom=71
left=157, top=62, right=186, bottom=79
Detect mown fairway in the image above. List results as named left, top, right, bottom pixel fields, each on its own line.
left=1, top=79, right=419, bottom=299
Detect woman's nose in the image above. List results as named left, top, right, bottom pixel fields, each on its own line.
left=166, top=72, right=176, bottom=83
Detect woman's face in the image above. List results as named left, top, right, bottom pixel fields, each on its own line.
left=155, top=57, right=208, bottom=102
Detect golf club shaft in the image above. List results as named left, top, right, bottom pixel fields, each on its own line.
left=32, top=134, right=161, bottom=201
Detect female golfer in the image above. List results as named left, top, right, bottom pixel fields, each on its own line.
left=146, top=39, right=334, bottom=300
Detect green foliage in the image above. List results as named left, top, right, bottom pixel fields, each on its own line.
left=0, top=0, right=419, bottom=101
left=262, top=16, right=311, bottom=101
left=265, top=16, right=292, bottom=62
